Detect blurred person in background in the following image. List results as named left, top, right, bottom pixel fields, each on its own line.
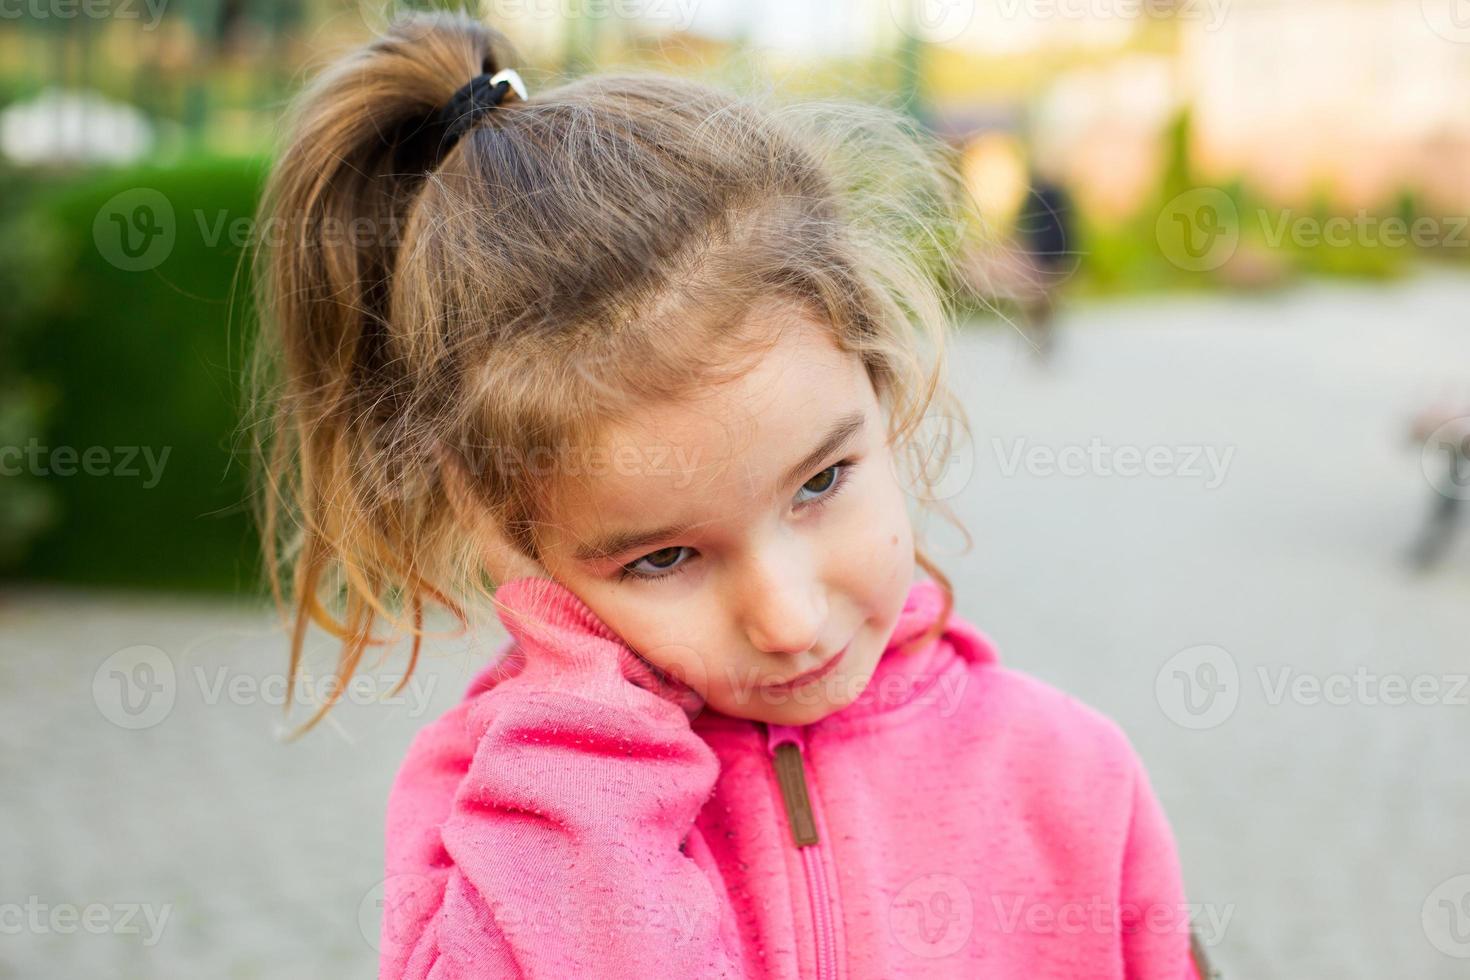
left=1012, top=172, right=1077, bottom=361
left=1408, top=396, right=1470, bottom=569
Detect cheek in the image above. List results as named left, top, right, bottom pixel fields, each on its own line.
left=828, top=468, right=913, bottom=594
left=583, top=589, right=721, bottom=694
left=547, top=558, right=735, bottom=701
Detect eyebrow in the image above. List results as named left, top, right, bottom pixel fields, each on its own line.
left=573, top=409, right=867, bottom=562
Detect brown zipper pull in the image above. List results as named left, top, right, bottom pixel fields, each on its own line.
left=765, top=724, right=819, bottom=846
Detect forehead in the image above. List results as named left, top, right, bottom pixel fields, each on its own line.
left=547, top=310, right=872, bottom=543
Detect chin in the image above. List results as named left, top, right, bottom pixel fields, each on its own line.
left=710, top=633, right=884, bottom=725
left=763, top=697, right=846, bottom=726
left=762, top=671, right=871, bottom=725
left=709, top=684, right=852, bottom=726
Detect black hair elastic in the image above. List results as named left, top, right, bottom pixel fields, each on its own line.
left=435, top=67, right=528, bottom=154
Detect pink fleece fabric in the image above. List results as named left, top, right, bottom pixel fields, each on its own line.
left=380, top=576, right=1205, bottom=979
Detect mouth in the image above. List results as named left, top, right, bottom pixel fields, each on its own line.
left=760, top=640, right=850, bottom=692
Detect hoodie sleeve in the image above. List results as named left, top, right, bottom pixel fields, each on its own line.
left=1118, top=757, right=1210, bottom=980
left=379, top=576, right=745, bottom=980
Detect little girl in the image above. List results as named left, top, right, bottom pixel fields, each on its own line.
left=251, top=11, right=1211, bottom=979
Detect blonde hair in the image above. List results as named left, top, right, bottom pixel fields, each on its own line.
left=249, top=9, right=975, bottom=734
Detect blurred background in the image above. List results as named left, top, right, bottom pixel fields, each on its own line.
left=3, top=1, right=1470, bottom=977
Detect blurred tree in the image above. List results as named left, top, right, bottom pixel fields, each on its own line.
left=0, top=165, right=63, bottom=569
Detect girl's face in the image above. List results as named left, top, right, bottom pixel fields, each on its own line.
left=537, top=303, right=916, bottom=726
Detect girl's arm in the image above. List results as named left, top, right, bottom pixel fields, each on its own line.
left=380, top=576, right=745, bottom=979
left=1118, top=758, right=1212, bottom=980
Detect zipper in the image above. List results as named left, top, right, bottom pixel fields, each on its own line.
left=762, top=722, right=838, bottom=980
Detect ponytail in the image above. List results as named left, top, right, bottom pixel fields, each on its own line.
left=251, top=12, right=515, bottom=736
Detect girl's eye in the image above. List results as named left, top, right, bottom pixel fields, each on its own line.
left=617, top=543, right=690, bottom=581
left=614, top=461, right=858, bottom=581
left=801, top=466, right=837, bottom=496
left=799, top=458, right=858, bottom=514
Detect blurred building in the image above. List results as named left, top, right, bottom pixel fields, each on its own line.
left=908, top=0, right=1470, bottom=222
left=0, top=88, right=154, bottom=166
left=5, top=0, right=1467, bottom=219
left=1183, top=0, right=1470, bottom=213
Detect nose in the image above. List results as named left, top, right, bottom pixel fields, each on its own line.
left=736, top=536, right=828, bottom=657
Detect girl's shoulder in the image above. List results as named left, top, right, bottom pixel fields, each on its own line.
left=966, top=674, right=1156, bottom=843
left=943, top=608, right=1149, bottom=778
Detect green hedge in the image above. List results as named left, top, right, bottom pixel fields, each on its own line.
left=9, top=156, right=270, bottom=593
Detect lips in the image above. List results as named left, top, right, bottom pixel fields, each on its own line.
left=761, top=640, right=850, bottom=691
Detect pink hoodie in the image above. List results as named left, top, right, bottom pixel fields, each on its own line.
left=380, top=576, right=1210, bottom=979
